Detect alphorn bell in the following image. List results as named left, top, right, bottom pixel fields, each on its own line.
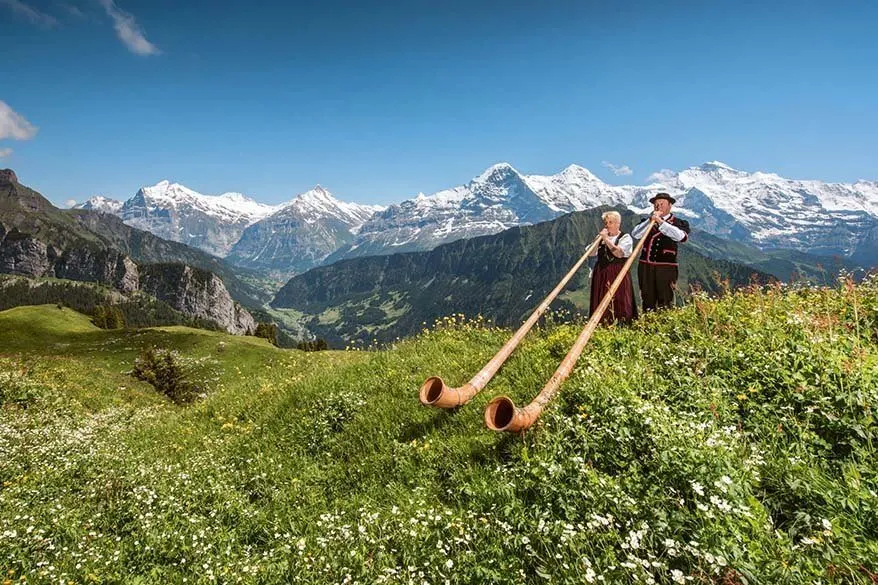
left=419, top=234, right=603, bottom=408
left=484, top=219, right=656, bottom=432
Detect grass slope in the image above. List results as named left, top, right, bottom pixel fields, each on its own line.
left=1, top=279, right=877, bottom=584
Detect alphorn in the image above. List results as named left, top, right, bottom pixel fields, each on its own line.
left=484, top=219, right=656, bottom=432
left=419, top=234, right=603, bottom=408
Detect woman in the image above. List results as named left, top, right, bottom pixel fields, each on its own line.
left=589, top=211, right=638, bottom=324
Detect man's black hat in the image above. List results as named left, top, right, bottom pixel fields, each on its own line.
left=648, top=192, right=676, bottom=205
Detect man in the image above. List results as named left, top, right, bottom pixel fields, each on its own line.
left=631, top=192, right=690, bottom=312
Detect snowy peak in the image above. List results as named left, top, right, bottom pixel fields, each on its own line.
left=335, top=162, right=619, bottom=261
left=134, top=180, right=280, bottom=224
left=522, top=164, right=628, bottom=212
left=76, top=195, right=123, bottom=215
left=700, top=160, right=736, bottom=171
left=473, top=162, right=520, bottom=183
left=560, top=164, right=601, bottom=182
left=668, top=162, right=878, bottom=217
left=226, top=186, right=385, bottom=272
left=282, top=185, right=384, bottom=226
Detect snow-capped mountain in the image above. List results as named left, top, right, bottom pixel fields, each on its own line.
left=647, top=162, right=878, bottom=265
left=327, top=162, right=633, bottom=261
left=329, top=161, right=877, bottom=267
left=326, top=163, right=568, bottom=261
left=225, top=186, right=384, bottom=274
left=120, top=181, right=282, bottom=257
left=76, top=195, right=124, bottom=215
left=77, top=162, right=876, bottom=276
left=78, top=181, right=282, bottom=257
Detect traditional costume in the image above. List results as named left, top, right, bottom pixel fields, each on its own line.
left=631, top=193, right=691, bottom=312
left=589, top=232, right=638, bottom=324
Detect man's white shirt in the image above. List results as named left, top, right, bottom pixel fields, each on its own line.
left=632, top=214, right=687, bottom=242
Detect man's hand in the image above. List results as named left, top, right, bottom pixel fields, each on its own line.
left=651, top=211, right=665, bottom=224
left=599, top=228, right=610, bottom=240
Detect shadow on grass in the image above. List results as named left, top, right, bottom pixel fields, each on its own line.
left=399, top=408, right=462, bottom=442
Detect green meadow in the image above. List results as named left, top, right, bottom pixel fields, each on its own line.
left=1, top=277, right=876, bottom=584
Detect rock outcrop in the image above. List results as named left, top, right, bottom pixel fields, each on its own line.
left=138, top=264, right=255, bottom=335
left=0, top=169, right=256, bottom=335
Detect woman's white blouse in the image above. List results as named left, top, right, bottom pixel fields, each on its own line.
left=615, top=233, right=633, bottom=257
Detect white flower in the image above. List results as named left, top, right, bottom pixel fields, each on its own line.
left=671, top=569, right=686, bottom=584
left=691, top=481, right=705, bottom=496
left=445, top=560, right=453, bottom=569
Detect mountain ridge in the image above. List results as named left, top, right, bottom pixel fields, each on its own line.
left=72, top=162, right=877, bottom=274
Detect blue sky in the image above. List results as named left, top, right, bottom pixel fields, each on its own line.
left=2, top=0, right=876, bottom=207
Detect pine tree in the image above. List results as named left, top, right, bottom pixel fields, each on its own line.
left=93, top=305, right=108, bottom=328
left=108, top=306, right=126, bottom=329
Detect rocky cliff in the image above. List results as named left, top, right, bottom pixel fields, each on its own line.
left=139, top=264, right=256, bottom=335
left=0, top=169, right=256, bottom=335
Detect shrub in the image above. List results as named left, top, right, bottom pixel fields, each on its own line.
left=131, top=347, right=198, bottom=404
left=92, top=304, right=125, bottom=329
left=297, top=338, right=329, bottom=352
left=254, top=322, right=279, bottom=346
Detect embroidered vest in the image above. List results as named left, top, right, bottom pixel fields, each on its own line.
left=638, top=215, right=690, bottom=265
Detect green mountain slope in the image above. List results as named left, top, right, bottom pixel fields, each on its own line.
left=272, top=208, right=773, bottom=346
left=1, top=279, right=876, bottom=583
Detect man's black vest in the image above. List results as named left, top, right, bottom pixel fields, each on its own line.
left=638, top=215, right=690, bottom=266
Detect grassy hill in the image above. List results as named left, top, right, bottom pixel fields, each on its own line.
left=1, top=278, right=877, bottom=584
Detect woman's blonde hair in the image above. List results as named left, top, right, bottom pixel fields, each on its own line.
left=601, top=210, right=621, bottom=223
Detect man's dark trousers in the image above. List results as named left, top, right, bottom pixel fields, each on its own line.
left=638, top=263, right=678, bottom=312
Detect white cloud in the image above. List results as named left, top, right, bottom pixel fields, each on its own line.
left=0, top=0, right=59, bottom=27
left=0, top=101, right=39, bottom=141
left=98, top=0, right=159, bottom=56
left=0, top=148, right=12, bottom=158
left=646, top=169, right=676, bottom=184
left=601, top=161, right=634, bottom=177
left=64, top=198, right=78, bottom=208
